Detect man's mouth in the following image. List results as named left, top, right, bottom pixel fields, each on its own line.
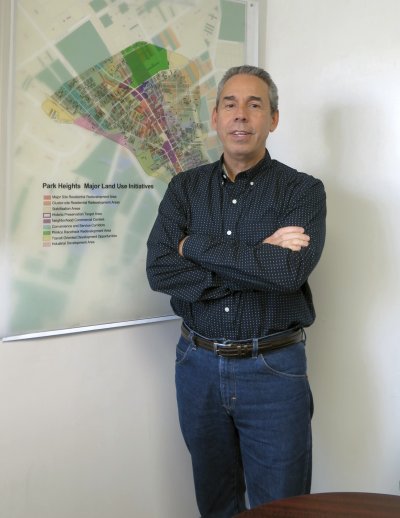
left=230, top=130, right=254, bottom=135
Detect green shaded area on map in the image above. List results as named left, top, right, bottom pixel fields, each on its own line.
left=36, top=59, right=73, bottom=92
left=56, top=21, right=111, bottom=75
left=90, top=0, right=107, bottom=12
left=100, top=14, right=113, bottom=28
left=122, top=41, right=169, bottom=87
left=219, top=0, right=246, bottom=42
left=74, top=138, right=118, bottom=183
left=11, top=281, right=67, bottom=334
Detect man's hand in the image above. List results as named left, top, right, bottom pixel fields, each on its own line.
left=178, top=236, right=189, bottom=257
left=263, top=226, right=310, bottom=252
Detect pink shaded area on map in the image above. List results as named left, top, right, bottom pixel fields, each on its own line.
left=74, top=117, right=127, bottom=146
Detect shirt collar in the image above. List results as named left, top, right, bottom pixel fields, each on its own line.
left=219, top=150, right=272, bottom=184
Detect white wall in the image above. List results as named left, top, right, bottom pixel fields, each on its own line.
left=265, top=0, right=400, bottom=495
left=0, top=320, right=198, bottom=518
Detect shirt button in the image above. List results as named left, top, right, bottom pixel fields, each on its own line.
left=226, top=230, right=232, bottom=235
left=232, top=199, right=237, bottom=204
left=250, top=181, right=254, bottom=186
left=224, top=307, right=230, bottom=312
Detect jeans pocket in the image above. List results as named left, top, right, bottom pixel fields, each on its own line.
left=258, top=341, right=307, bottom=379
left=175, top=335, right=194, bottom=365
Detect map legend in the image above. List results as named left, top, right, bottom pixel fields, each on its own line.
left=41, top=186, right=124, bottom=247
left=43, top=195, right=52, bottom=247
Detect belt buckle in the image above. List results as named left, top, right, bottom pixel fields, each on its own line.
left=213, top=340, right=231, bottom=356
left=213, top=340, right=249, bottom=357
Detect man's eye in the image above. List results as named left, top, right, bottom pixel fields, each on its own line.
left=250, top=103, right=261, bottom=109
left=225, top=103, right=234, bottom=109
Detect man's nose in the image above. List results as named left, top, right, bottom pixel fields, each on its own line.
left=235, top=112, right=247, bottom=121
left=234, top=106, right=248, bottom=121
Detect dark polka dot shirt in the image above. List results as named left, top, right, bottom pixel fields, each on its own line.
left=146, top=151, right=326, bottom=340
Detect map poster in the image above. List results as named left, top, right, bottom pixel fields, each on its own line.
left=1, top=0, right=258, bottom=339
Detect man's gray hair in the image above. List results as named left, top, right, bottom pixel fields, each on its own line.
left=215, top=65, right=279, bottom=114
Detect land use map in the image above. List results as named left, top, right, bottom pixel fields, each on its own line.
left=5, top=0, right=252, bottom=337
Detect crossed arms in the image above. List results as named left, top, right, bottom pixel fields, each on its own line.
left=146, top=175, right=326, bottom=303
left=179, top=226, right=310, bottom=256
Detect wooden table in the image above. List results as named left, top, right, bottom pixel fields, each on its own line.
left=235, top=492, right=400, bottom=517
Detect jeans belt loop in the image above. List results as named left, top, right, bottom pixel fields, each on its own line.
left=252, top=337, right=259, bottom=358
left=188, top=328, right=195, bottom=348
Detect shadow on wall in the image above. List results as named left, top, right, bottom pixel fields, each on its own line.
left=308, top=105, right=393, bottom=490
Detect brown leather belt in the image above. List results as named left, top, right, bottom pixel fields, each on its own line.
left=181, top=324, right=303, bottom=358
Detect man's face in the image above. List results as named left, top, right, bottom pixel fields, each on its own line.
left=211, top=74, right=279, bottom=168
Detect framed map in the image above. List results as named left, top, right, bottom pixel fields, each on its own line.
left=1, top=0, right=259, bottom=340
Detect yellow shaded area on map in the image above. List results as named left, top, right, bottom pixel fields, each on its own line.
left=42, top=97, right=76, bottom=123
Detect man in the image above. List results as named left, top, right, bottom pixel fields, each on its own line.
left=146, top=65, right=326, bottom=517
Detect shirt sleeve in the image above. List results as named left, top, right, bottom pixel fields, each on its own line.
left=146, top=176, right=241, bottom=303
left=182, top=178, right=326, bottom=293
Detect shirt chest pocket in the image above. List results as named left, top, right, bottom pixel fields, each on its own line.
left=186, top=212, right=217, bottom=234
left=233, top=199, right=281, bottom=245
left=237, top=214, right=279, bottom=244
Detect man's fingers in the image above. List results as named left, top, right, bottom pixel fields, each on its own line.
left=280, top=238, right=309, bottom=250
left=264, top=234, right=310, bottom=245
left=276, top=233, right=310, bottom=243
left=271, top=226, right=305, bottom=238
left=263, top=227, right=310, bottom=250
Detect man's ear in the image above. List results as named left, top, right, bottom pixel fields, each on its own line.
left=270, top=110, right=279, bottom=132
left=211, top=106, right=218, bottom=130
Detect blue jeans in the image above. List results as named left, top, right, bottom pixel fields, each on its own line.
left=175, top=331, right=313, bottom=518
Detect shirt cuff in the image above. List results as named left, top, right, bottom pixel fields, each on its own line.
left=182, top=234, right=208, bottom=263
